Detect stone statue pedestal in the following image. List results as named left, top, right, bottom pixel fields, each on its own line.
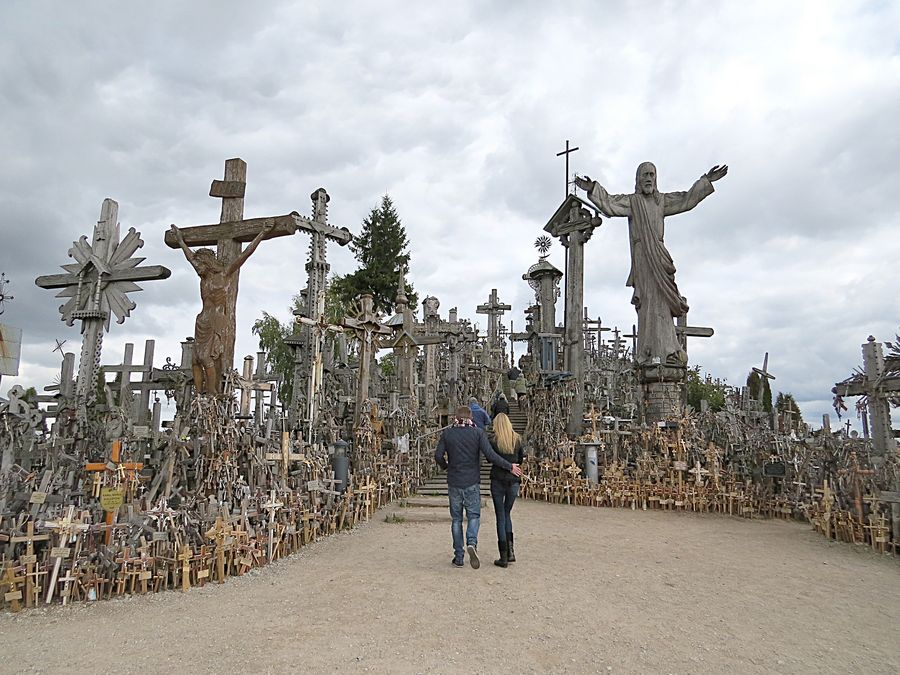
left=639, top=363, right=685, bottom=424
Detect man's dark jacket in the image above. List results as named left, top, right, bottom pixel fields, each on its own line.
left=435, top=425, right=512, bottom=488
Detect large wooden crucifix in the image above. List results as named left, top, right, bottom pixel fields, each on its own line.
left=164, top=158, right=352, bottom=395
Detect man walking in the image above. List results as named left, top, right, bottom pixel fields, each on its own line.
left=468, top=396, right=492, bottom=429
left=435, top=405, right=522, bottom=568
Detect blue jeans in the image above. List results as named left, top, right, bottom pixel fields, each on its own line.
left=448, top=484, right=481, bottom=559
left=490, top=478, right=519, bottom=541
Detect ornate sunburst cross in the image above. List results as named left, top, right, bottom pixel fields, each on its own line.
left=35, top=198, right=171, bottom=402
left=36, top=199, right=171, bottom=331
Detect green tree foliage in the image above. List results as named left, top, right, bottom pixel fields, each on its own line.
left=746, top=370, right=773, bottom=412
left=324, top=274, right=352, bottom=324
left=378, top=352, right=396, bottom=379
left=331, top=195, right=417, bottom=316
left=251, top=294, right=302, bottom=405
left=685, top=366, right=727, bottom=412
left=775, top=392, right=803, bottom=426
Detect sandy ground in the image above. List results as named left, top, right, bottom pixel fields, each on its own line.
left=0, top=498, right=897, bottom=675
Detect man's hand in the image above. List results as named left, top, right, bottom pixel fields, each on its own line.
left=704, top=165, right=728, bottom=183
left=574, top=175, right=594, bottom=192
left=510, top=463, right=523, bottom=477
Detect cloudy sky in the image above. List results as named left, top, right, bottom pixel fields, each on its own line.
left=1, top=1, right=898, bottom=429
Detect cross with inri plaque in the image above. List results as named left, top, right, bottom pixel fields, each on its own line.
left=164, top=158, right=352, bottom=383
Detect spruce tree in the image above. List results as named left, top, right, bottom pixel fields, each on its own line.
left=331, top=195, right=417, bottom=316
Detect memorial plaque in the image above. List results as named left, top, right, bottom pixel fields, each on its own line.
left=307, top=480, right=322, bottom=491
left=763, top=461, right=786, bottom=477
left=29, top=491, right=48, bottom=504
left=20, top=554, right=37, bottom=565
left=673, top=461, right=688, bottom=471
left=100, top=487, right=125, bottom=512
left=50, top=547, right=70, bottom=558
left=132, top=425, right=150, bottom=439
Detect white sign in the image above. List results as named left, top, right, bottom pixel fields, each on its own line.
left=0, top=324, right=22, bottom=376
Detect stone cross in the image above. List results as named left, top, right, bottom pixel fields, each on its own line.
left=36, top=199, right=171, bottom=405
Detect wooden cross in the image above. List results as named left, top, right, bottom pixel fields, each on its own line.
left=342, top=294, right=392, bottom=427
left=164, top=159, right=352, bottom=373
left=688, top=461, right=710, bottom=486
left=752, top=352, right=776, bottom=383
left=623, top=325, right=638, bottom=358
left=43, top=506, right=89, bottom=604
left=261, top=489, right=284, bottom=563
left=264, top=431, right=305, bottom=479
left=476, top=289, right=512, bottom=357
left=100, top=341, right=147, bottom=417
left=556, top=139, right=580, bottom=197
left=34, top=199, right=172, bottom=330
left=675, top=311, right=714, bottom=356
left=2, top=564, right=26, bottom=613
left=177, top=546, right=192, bottom=593
left=582, top=309, right=610, bottom=355
left=10, top=521, right=50, bottom=608
left=85, top=439, right=142, bottom=543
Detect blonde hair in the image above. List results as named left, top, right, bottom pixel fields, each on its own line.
left=492, top=413, right=520, bottom=454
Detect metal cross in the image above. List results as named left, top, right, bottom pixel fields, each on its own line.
left=0, top=272, right=13, bottom=315
left=52, top=339, right=67, bottom=355
left=556, top=139, right=580, bottom=197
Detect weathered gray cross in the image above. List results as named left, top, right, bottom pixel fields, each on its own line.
left=476, top=288, right=511, bottom=366
left=35, top=199, right=171, bottom=401
left=675, top=310, right=714, bottom=357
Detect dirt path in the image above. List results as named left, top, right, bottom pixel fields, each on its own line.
left=1, top=499, right=897, bottom=674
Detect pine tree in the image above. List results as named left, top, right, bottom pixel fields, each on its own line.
left=746, top=370, right=773, bottom=412
left=331, top=195, right=417, bottom=316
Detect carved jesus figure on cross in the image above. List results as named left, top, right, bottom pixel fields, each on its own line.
left=170, top=222, right=273, bottom=394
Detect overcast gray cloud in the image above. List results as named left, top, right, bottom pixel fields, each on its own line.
left=1, top=0, right=898, bottom=429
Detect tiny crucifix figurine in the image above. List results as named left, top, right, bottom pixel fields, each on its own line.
left=170, top=221, right=273, bottom=395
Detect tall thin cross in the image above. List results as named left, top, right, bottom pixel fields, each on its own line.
left=556, top=140, right=579, bottom=197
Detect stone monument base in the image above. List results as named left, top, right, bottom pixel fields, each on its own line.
left=639, top=364, right=685, bottom=425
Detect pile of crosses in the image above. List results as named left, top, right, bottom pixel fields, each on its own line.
left=0, top=158, right=535, bottom=612
left=0, top=161, right=456, bottom=612
left=517, top=368, right=899, bottom=555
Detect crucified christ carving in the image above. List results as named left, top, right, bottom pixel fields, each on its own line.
left=170, top=222, right=273, bottom=394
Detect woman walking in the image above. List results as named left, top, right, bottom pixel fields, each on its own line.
left=488, top=413, right=525, bottom=568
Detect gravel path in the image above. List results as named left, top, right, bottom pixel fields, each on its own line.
left=1, top=498, right=897, bottom=674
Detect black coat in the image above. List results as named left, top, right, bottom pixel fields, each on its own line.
left=435, top=425, right=512, bottom=488
left=489, top=436, right=525, bottom=484
left=491, top=398, right=510, bottom=417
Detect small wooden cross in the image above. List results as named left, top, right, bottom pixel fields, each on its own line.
left=2, top=564, right=26, bottom=612
left=10, top=521, right=50, bottom=608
